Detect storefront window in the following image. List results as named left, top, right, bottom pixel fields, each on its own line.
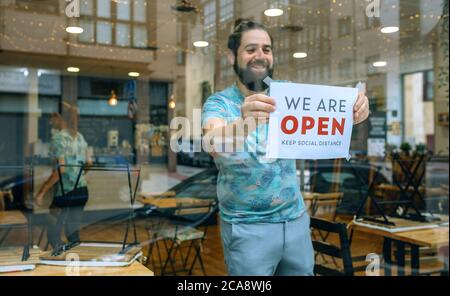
left=0, top=0, right=448, bottom=277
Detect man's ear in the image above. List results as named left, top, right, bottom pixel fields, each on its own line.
left=227, top=51, right=235, bottom=66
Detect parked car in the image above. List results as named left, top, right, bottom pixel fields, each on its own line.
left=303, top=159, right=391, bottom=215
left=176, top=139, right=215, bottom=168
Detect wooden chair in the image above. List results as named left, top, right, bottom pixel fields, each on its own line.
left=148, top=198, right=218, bottom=275
left=310, top=217, right=354, bottom=276
left=309, top=192, right=344, bottom=220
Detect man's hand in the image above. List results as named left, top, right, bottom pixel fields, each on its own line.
left=241, top=94, right=276, bottom=125
left=353, top=92, right=369, bottom=125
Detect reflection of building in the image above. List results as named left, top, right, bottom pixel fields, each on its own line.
left=0, top=0, right=186, bottom=165
left=0, top=0, right=448, bottom=163
left=187, top=0, right=448, bottom=155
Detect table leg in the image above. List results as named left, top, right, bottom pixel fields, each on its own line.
left=411, top=245, right=420, bottom=276
left=383, top=238, right=392, bottom=276
left=0, top=228, right=11, bottom=245
left=396, top=241, right=406, bottom=276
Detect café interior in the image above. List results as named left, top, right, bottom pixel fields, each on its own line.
left=0, top=0, right=448, bottom=276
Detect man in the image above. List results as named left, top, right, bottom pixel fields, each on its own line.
left=201, top=20, right=369, bottom=276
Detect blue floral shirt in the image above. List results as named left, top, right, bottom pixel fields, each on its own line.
left=202, top=84, right=305, bottom=223
left=49, top=129, right=88, bottom=197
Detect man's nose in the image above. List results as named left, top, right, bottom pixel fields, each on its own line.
left=255, top=47, right=265, bottom=58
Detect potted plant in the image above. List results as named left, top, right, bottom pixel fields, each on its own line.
left=414, top=143, right=427, bottom=156
left=400, top=142, right=412, bottom=157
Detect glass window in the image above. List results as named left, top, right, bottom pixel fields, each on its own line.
left=97, top=21, right=112, bottom=45
left=133, top=0, right=146, bottom=22
left=219, top=0, right=233, bottom=23
left=80, top=0, right=93, bottom=16
left=133, top=25, right=147, bottom=48
left=117, top=0, right=131, bottom=21
left=338, top=17, right=351, bottom=37
left=97, top=0, right=111, bottom=18
left=424, top=70, right=434, bottom=102
left=204, top=0, right=216, bottom=40
left=116, top=23, right=130, bottom=47
left=79, top=19, right=95, bottom=43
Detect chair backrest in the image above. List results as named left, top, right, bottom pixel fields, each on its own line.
left=310, top=192, right=343, bottom=220
left=310, top=217, right=354, bottom=276
left=168, top=199, right=218, bottom=233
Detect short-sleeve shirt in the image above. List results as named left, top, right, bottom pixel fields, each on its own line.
left=49, top=129, right=88, bottom=197
left=201, top=83, right=305, bottom=224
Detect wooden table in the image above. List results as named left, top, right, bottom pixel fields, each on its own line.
left=1, top=261, right=153, bottom=276
left=138, top=196, right=214, bottom=209
left=0, top=211, right=27, bottom=227
left=350, top=221, right=449, bottom=275
left=0, top=211, right=29, bottom=246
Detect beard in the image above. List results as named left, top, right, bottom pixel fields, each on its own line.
left=233, top=59, right=274, bottom=92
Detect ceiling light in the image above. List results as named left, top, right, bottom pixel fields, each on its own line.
left=67, top=67, right=80, bottom=73
left=293, top=52, right=308, bottom=59
left=193, top=41, right=209, bottom=48
left=169, top=95, right=176, bottom=109
left=373, top=61, right=387, bottom=67
left=65, top=26, right=84, bottom=34
left=264, top=8, right=284, bottom=17
left=108, top=90, right=118, bottom=106
left=128, top=72, right=140, bottom=77
left=381, top=26, right=399, bottom=34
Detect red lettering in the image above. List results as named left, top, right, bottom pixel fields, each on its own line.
left=332, top=118, right=346, bottom=135
left=281, top=116, right=298, bottom=134
left=318, top=117, right=329, bottom=135
left=301, top=116, right=315, bottom=134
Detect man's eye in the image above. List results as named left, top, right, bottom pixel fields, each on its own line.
left=247, top=49, right=255, bottom=53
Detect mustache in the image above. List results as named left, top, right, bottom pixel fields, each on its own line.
left=248, top=59, right=269, bottom=68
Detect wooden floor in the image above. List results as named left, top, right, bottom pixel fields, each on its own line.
left=1, top=213, right=446, bottom=276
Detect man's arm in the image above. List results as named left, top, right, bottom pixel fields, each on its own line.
left=202, top=94, right=276, bottom=154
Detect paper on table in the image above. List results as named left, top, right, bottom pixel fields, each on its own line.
left=265, top=82, right=358, bottom=160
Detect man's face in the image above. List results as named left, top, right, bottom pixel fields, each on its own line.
left=234, top=29, right=274, bottom=92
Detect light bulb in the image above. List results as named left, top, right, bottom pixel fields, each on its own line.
left=66, top=26, right=84, bottom=34
left=264, top=8, right=283, bottom=17
left=293, top=52, right=308, bottom=59
left=193, top=41, right=209, bottom=48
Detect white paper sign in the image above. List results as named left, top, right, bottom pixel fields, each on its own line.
left=266, top=82, right=358, bottom=159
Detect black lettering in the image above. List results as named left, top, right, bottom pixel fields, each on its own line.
left=303, top=97, right=311, bottom=111
left=285, top=96, right=301, bottom=110
left=339, top=100, right=346, bottom=113
left=317, top=99, right=326, bottom=111
left=329, top=99, right=337, bottom=112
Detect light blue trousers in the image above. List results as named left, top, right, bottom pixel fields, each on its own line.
left=220, top=212, right=315, bottom=276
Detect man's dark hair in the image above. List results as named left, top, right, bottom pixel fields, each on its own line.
left=227, top=19, right=273, bottom=57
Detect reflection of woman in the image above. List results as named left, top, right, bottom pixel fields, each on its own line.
left=35, top=105, right=92, bottom=253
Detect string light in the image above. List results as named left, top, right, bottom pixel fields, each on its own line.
left=0, top=2, right=444, bottom=86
